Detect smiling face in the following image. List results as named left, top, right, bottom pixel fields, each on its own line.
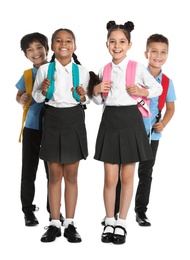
left=145, top=42, right=168, bottom=69
left=51, top=30, right=76, bottom=66
left=25, top=41, right=48, bottom=68
left=106, top=29, right=132, bottom=64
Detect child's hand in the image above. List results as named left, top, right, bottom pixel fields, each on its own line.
left=20, top=93, right=30, bottom=105
left=72, top=85, right=86, bottom=102
left=93, top=81, right=111, bottom=96
left=42, top=78, right=50, bottom=96
left=153, top=121, right=164, bottom=133
left=127, top=84, right=149, bottom=97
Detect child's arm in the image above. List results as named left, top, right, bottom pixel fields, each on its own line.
left=127, top=84, right=149, bottom=97
left=153, top=101, right=175, bottom=132
left=16, top=90, right=30, bottom=105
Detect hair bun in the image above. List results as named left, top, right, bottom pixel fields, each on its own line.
left=124, top=21, right=134, bottom=32
left=106, top=21, right=116, bottom=30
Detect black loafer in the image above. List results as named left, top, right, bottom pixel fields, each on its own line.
left=41, top=225, right=61, bottom=242
left=136, top=212, right=151, bottom=226
left=64, top=224, right=82, bottom=243
left=113, top=225, right=127, bottom=245
left=101, top=225, right=114, bottom=243
left=24, top=211, right=39, bottom=226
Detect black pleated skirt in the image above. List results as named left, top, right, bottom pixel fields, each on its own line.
left=94, top=105, right=153, bottom=164
left=40, top=105, right=88, bottom=163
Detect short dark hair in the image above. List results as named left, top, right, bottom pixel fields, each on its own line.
left=146, top=34, right=169, bottom=51
left=20, top=32, right=49, bottom=54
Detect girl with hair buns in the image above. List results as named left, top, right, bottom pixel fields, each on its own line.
left=92, top=20, right=162, bottom=244
left=32, top=28, right=90, bottom=243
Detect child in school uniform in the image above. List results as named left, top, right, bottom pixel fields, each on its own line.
left=32, top=28, right=90, bottom=243
left=91, top=20, right=162, bottom=244
left=15, top=32, right=64, bottom=227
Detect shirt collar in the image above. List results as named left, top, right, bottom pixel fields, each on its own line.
left=55, top=58, right=72, bottom=73
left=146, top=66, right=163, bottom=84
left=111, top=56, right=129, bottom=72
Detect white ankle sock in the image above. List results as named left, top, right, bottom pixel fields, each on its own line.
left=50, top=219, right=61, bottom=228
left=114, top=218, right=126, bottom=235
left=64, top=218, right=75, bottom=228
left=104, top=217, right=115, bottom=233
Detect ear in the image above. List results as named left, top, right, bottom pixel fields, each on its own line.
left=144, top=51, right=148, bottom=59
left=106, top=41, right=109, bottom=49
left=73, top=44, right=77, bottom=52
left=128, top=42, right=132, bottom=50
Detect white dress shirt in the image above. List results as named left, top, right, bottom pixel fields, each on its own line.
left=32, top=59, right=90, bottom=108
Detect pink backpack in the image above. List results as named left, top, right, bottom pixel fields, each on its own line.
left=102, top=60, right=151, bottom=118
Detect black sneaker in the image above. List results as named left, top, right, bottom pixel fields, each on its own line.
left=64, top=223, right=82, bottom=243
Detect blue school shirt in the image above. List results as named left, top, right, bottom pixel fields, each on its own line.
left=15, top=67, right=44, bottom=130
left=143, top=68, right=176, bottom=141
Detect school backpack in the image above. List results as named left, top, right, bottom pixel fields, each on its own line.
left=18, top=62, right=81, bottom=142
left=18, top=68, right=33, bottom=142
left=102, top=60, right=151, bottom=117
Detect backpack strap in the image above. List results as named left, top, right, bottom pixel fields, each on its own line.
left=102, top=62, right=112, bottom=99
left=153, top=73, right=170, bottom=123
left=126, top=60, right=151, bottom=118
left=158, top=73, right=169, bottom=111
left=18, top=68, right=33, bottom=142
left=45, top=61, right=55, bottom=101
left=72, top=62, right=81, bottom=102
left=45, top=62, right=80, bottom=102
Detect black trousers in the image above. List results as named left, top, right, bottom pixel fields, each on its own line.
left=135, top=140, right=159, bottom=212
left=21, top=127, right=50, bottom=213
left=115, top=140, right=159, bottom=214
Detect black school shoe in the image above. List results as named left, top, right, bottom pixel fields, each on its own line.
left=136, top=212, right=151, bottom=227
left=112, top=225, right=127, bottom=245
left=24, top=211, right=39, bottom=226
left=64, top=224, right=82, bottom=243
left=101, top=225, right=115, bottom=243
left=41, top=225, right=61, bottom=242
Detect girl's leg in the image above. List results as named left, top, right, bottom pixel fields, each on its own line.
left=113, top=163, right=136, bottom=244
left=119, top=163, right=136, bottom=219
left=48, top=162, right=63, bottom=220
left=101, top=163, right=119, bottom=243
left=63, top=161, right=79, bottom=219
left=63, top=161, right=82, bottom=243
left=104, top=163, right=119, bottom=218
left=41, top=162, right=63, bottom=243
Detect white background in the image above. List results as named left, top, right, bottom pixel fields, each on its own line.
left=1, top=0, right=189, bottom=259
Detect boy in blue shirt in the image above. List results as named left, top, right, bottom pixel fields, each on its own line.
left=15, top=32, right=64, bottom=226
